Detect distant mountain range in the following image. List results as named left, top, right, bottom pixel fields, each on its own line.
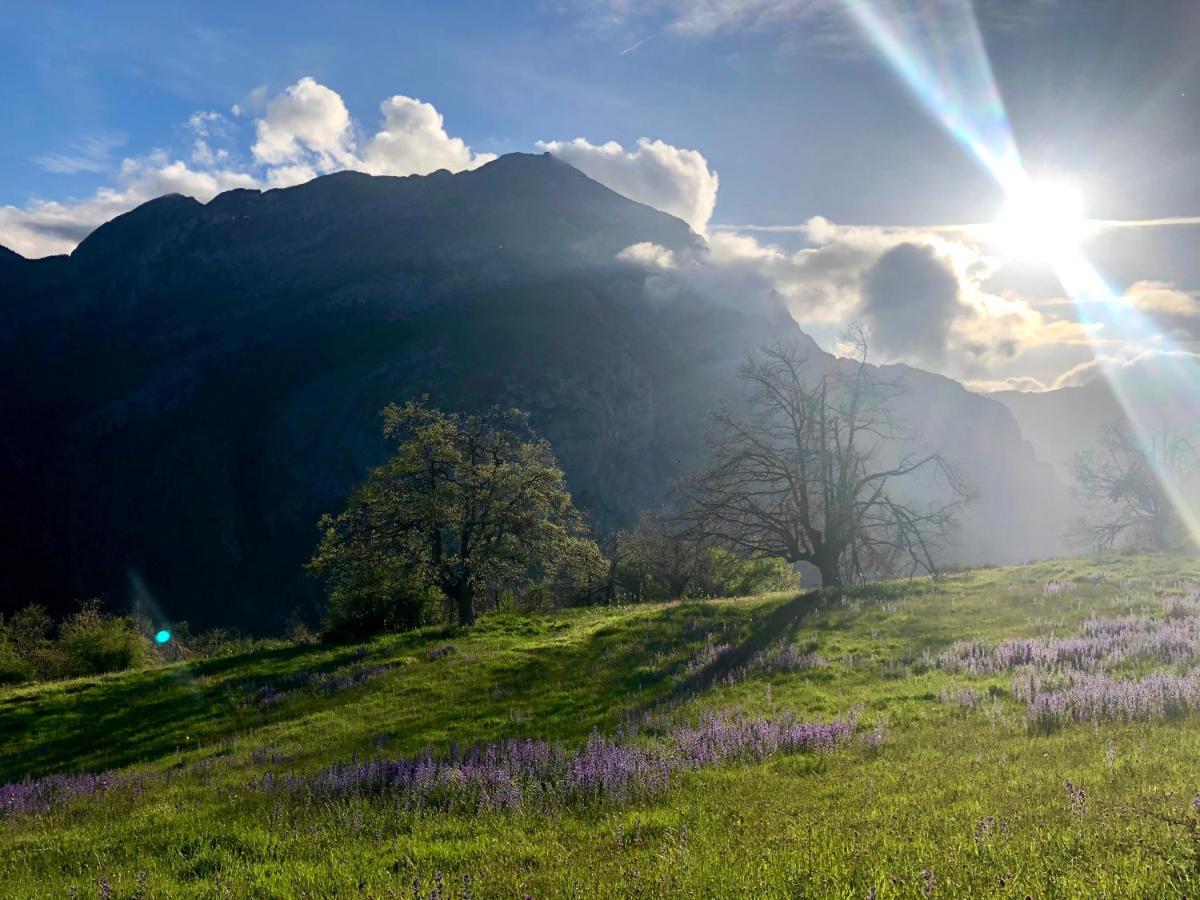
left=0, top=153, right=1068, bottom=630
left=993, top=360, right=1195, bottom=487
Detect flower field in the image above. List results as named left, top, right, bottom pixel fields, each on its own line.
left=6, top=555, right=1200, bottom=896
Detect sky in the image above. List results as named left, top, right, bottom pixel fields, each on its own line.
left=4, top=0, right=1200, bottom=393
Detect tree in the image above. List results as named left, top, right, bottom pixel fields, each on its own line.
left=1069, top=422, right=1199, bottom=552
left=677, top=329, right=968, bottom=587
left=308, top=400, right=605, bottom=634
left=612, top=510, right=710, bottom=601
left=604, top=509, right=798, bottom=603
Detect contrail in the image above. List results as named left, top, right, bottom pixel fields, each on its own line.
left=711, top=221, right=979, bottom=234
left=618, top=36, right=651, bottom=55
left=712, top=217, right=1200, bottom=236
left=1091, top=216, right=1200, bottom=229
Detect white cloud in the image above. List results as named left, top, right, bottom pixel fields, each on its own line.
left=2, top=77, right=495, bottom=259
left=190, top=140, right=229, bottom=167
left=186, top=111, right=227, bottom=138
left=0, top=155, right=257, bottom=258
left=537, top=137, right=718, bottom=233
left=7, top=76, right=718, bottom=260
left=261, top=163, right=316, bottom=190
left=574, top=0, right=1057, bottom=44
left=34, top=134, right=124, bottom=175
left=617, top=241, right=677, bottom=269
left=251, top=76, right=357, bottom=178
left=965, top=375, right=1052, bottom=393
left=1123, top=280, right=1200, bottom=317
left=703, top=217, right=1091, bottom=378
left=361, top=95, right=496, bottom=176
left=664, top=0, right=833, bottom=37
left=1045, top=348, right=1200, bottom=391
left=250, top=82, right=496, bottom=185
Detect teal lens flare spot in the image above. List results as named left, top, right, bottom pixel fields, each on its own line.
left=155, top=629, right=172, bottom=644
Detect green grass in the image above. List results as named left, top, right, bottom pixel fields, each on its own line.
left=6, top=554, right=1200, bottom=897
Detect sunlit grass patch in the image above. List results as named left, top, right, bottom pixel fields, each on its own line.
left=6, top=555, right=1200, bottom=896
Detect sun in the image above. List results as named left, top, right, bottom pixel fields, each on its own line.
left=991, top=180, right=1089, bottom=264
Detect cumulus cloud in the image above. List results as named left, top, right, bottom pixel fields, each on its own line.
left=186, top=111, right=234, bottom=167
left=6, top=75, right=718, bottom=260
left=536, top=137, right=718, bottom=233
left=862, top=243, right=961, bottom=363
left=1123, top=280, right=1200, bottom=317
left=251, top=76, right=358, bottom=184
left=1, top=77, right=495, bottom=258
left=700, top=216, right=1092, bottom=379
left=1045, top=348, right=1200, bottom=391
left=361, top=95, right=496, bottom=176
left=250, top=81, right=496, bottom=184
left=965, top=374, right=1053, bottom=394
left=0, top=155, right=257, bottom=258
left=617, top=241, right=677, bottom=269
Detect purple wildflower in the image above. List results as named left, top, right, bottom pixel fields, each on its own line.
left=0, top=769, right=150, bottom=819
left=1065, top=779, right=1087, bottom=818
left=259, top=709, right=857, bottom=811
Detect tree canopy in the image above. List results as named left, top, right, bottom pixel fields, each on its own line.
left=677, top=331, right=968, bottom=587
left=309, top=400, right=605, bottom=635
left=1069, top=422, right=1199, bottom=552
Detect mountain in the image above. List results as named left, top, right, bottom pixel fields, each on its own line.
left=993, top=358, right=1200, bottom=487
left=993, top=379, right=1121, bottom=482
left=0, top=153, right=1068, bottom=630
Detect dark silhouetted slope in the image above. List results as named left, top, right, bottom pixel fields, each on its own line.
left=0, top=154, right=1066, bottom=630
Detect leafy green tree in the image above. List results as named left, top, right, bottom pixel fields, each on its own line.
left=309, top=400, right=605, bottom=634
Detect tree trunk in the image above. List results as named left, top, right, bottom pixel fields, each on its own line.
left=455, top=581, right=476, bottom=626
left=815, top=552, right=842, bottom=589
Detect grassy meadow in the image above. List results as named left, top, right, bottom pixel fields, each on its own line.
left=6, top=555, right=1200, bottom=897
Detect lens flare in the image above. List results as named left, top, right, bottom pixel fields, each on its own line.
left=993, top=181, right=1088, bottom=263
left=841, top=0, right=1024, bottom=188
left=155, top=629, right=172, bottom=644
left=841, top=0, right=1200, bottom=549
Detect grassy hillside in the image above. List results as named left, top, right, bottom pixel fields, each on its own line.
left=6, top=556, right=1200, bottom=897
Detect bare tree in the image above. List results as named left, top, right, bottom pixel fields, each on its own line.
left=1069, top=422, right=1199, bottom=552
left=676, top=328, right=968, bottom=587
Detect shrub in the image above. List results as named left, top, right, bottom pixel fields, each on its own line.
left=57, top=600, right=149, bottom=677
left=700, top=549, right=798, bottom=598
left=0, top=638, right=34, bottom=684
left=0, top=604, right=64, bottom=681
left=322, top=564, right=445, bottom=640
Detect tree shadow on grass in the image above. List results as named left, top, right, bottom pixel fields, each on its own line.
left=1, top=592, right=837, bottom=783
left=481, top=591, right=833, bottom=740
left=0, top=642, right=379, bottom=782
left=663, top=589, right=828, bottom=707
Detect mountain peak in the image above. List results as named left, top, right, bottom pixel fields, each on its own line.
left=71, top=193, right=205, bottom=265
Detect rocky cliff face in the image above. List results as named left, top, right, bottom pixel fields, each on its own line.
left=0, top=153, right=1066, bottom=630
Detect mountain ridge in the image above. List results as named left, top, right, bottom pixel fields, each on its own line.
left=0, top=153, right=1067, bottom=630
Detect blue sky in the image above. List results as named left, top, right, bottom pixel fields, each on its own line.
left=4, top=0, right=1200, bottom=390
